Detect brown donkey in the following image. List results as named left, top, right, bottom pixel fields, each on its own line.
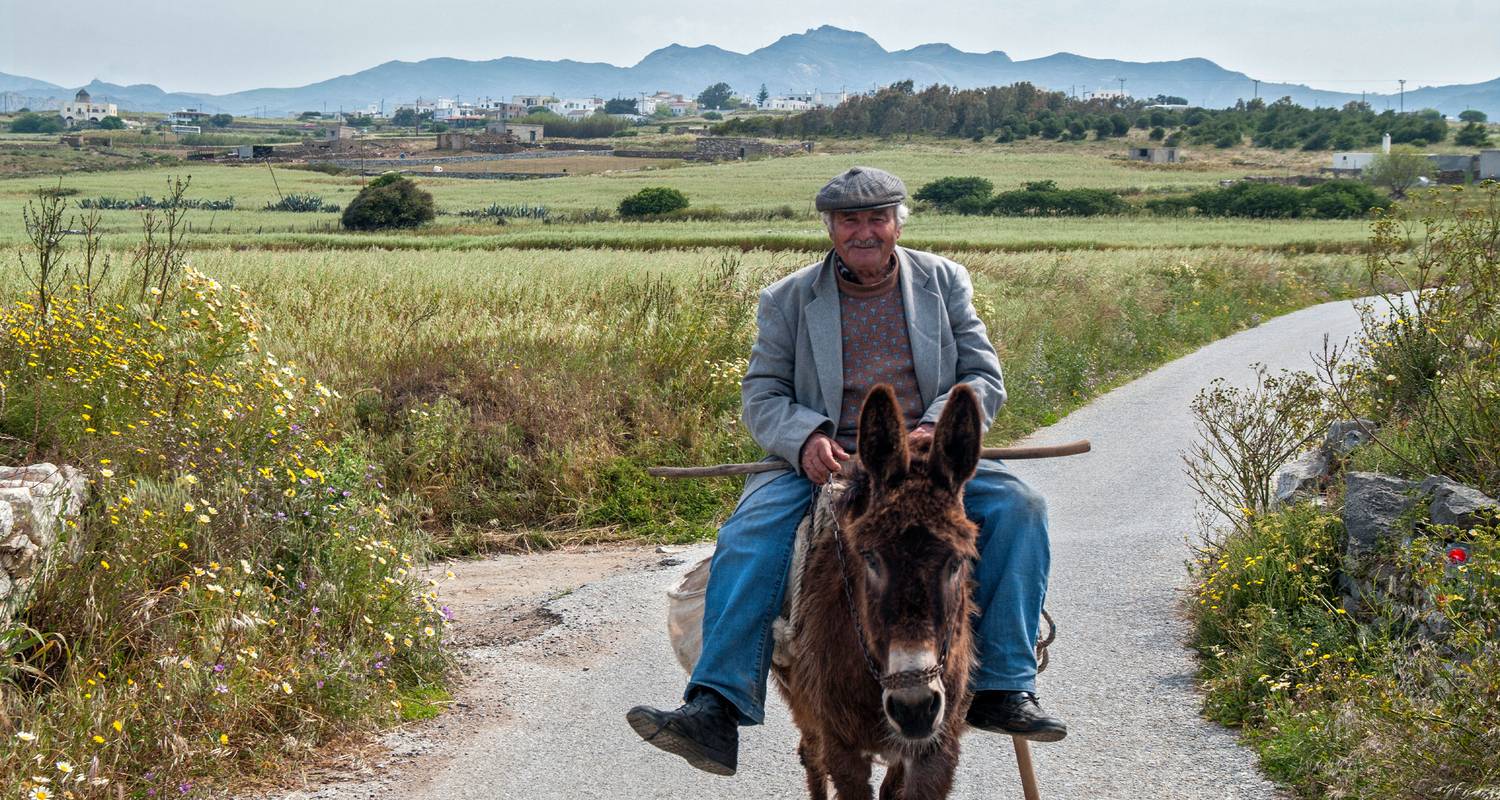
left=774, top=383, right=982, bottom=800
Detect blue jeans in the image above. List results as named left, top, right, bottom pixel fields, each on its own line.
left=686, top=462, right=1051, bottom=724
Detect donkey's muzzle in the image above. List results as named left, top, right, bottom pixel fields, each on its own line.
left=885, top=689, right=944, bottom=740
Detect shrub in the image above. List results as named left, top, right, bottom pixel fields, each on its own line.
left=618, top=187, right=689, bottom=218
left=1455, top=122, right=1492, bottom=147
left=1142, top=194, right=1196, bottom=215
left=341, top=174, right=435, bottom=230
left=97, top=115, right=125, bottom=130
left=9, top=112, right=63, bottom=133
left=1299, top=180, right=1388, bottom=219
left=1459, top=109, right=1487, bottom=123
left=914, top=176, right=994, bottom=212
left=1223, top=183, right=1304, bottom=218
left=1367, top=146, right=1431, bottom=198
left=988, top=181, right=1129, bottom=216
left=1155, top=181, right=1387, bottom=220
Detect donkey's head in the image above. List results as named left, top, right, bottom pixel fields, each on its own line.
left=843, top=383, right=982, bottom=744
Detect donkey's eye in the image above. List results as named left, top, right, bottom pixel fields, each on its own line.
left=862, top=553, right=881, bottom=575
left=947, top=559, right=963, bottom=581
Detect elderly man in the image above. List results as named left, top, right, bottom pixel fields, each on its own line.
left=627, top=166, right=1062, bottom=775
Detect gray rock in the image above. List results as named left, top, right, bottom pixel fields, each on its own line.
left=1274, top=448, right=1329, bottom=507
left=1324, top=418, right=1379, bottom=458
left=0, top=463, right=88, bottom=624
left=1342, top=472, right=1420, bottom=559
left=1420, top=475, right=1498, bottom=530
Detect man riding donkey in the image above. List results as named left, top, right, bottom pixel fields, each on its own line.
left=627, top=166, right=1064, bottom=775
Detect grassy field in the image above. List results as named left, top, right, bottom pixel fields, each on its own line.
left=0, top=133, right=1420, bottom=797
left=0, top=158, right=1372, bottom=252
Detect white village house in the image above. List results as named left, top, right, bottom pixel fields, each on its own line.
left=761, top=89, right=850, bottom=111
left=59, top=88, right=117, bottom=127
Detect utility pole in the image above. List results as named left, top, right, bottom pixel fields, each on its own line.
left=1118, top=77, right=1126, bottom=97
left=1253, top=79, right=1260, bottom=99
left=1398, top=79, right=1406, bottom=113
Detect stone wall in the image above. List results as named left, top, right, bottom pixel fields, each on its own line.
left=692, top=136, right=812, bottom=161
left=0, top=464, right=87, bottom=624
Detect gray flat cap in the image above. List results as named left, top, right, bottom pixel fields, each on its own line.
left=815, top=166, right=907, bottom=212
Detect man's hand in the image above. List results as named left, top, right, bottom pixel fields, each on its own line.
left=908, top=423, right=935, bottom=447
left=800, top=432, right=850, bottom=485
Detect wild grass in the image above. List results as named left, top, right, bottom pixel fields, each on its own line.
left=152, top=244, right=1370, bottom=553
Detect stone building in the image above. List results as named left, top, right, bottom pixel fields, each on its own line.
left=59, top=88, right=118, bottom=127
left=1127, top=146, right=1180, bottom=164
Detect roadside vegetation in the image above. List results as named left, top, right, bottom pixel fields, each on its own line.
left=1186, top=182, right=1500, bottom=798
left=0, top=190, right=449, bottom=799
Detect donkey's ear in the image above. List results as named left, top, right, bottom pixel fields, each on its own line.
left=929, top=384, right=981, bottom=493
left=858, top=384, right=909, bottom=491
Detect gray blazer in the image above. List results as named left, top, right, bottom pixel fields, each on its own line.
left=738, top=245, right=1006, bottom=501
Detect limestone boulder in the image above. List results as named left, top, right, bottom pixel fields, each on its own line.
left=1324, top=418, right=1379, bottom=459
left=1342, top=471, right=1419, bottom=560
left=1419, top=475, right=1498, bottom=530
left=0, top=463, right=88, bottom=622
left=1273, top=448, right=1330, bottom=507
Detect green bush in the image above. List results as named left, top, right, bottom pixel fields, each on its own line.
left=9, top=112, right=63, bottom=134
left=1223, top=183, right=1305, bottom=218
left=988, top=181, right=1129, bottom=216
left=1299, top=181, right=1388, bottom=219
left=1151, top=181, right=1388, bottom=220
left=341, top=174, right=435, bottom=230
left=618, top=186, right=689, bottom=218
left=914, top=176, right=994, bottom=212
left=1455, top=122, right=1492, bottom=147
left=97, top=115, right=125, bottom=130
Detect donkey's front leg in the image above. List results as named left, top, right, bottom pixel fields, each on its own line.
left=798, top=732, right=829, bottom=800
left=897, top=735, right=960, bottom=800
left=823, top=739, right=874, bottom=800
left=877, top=757, right=905, bottom=800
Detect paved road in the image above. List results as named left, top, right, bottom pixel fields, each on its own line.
left=273, top=299, right=1365, bottom=800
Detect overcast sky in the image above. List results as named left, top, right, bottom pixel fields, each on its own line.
left=5, top=0, right=1498, bottom=95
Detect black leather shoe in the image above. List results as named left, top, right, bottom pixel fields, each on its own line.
left=626, top=689, right=739, bottom=775
left=966, top=690, right=1068, bottom=742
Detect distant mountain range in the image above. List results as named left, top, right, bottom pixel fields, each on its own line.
left=3, top=25, right=1498, bottom=119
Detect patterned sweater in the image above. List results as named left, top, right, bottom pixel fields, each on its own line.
left=834, top=260, right=924, bottom=451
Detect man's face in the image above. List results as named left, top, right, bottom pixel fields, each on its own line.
left=830, top=207, right=901, bottom=280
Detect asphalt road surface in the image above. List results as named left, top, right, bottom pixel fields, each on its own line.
left=269, top=298, right=1365, bottom=800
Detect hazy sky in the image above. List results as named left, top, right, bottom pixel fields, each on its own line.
left=5, top=0, right=1498, bottom=95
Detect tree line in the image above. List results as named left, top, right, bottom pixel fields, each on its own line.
left=716, top=80, right=1491, bottom=150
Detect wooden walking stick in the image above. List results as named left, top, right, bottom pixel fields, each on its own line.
left=647, top=439, right=1091, bottom=478
left=1013, top=737, right=1041, bottom=800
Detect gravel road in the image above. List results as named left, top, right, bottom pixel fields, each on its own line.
left=267, top=298, right=1365, bottom=800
